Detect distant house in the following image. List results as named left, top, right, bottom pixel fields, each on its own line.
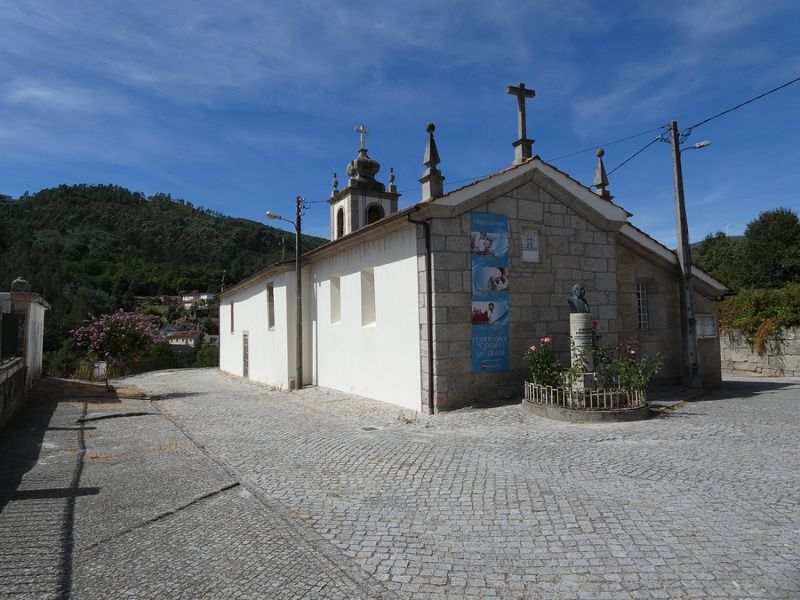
left=167, top=330, right=203, bottom=349
left=181, top=291, right=215, bottom=303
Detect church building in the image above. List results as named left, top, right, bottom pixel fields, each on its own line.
left=218, top=86, right=728, bottom=413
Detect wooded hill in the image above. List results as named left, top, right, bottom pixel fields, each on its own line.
left=0, top=184, right=326, bottom=352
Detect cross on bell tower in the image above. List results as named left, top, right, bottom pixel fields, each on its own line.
left=506, top=82, right=535, bottom=164
left=355, top=123, right=369, bottom=149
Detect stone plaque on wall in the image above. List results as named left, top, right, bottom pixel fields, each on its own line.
left=521, top=229, right=540, bottom=263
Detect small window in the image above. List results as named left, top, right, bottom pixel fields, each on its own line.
left=336, top=207, right=345, bottom=239
left=366, top=203, right=384, bottom=225
left=230, top=302, right=234, bottom=333
left=267, top=283, right=275, bottom=330
left=361, top=269, right=376, bottom=326
left=636, top=283, right=649, bottom=330
left=697, top=314, right=718, bottom=338
left=330, top=276, right=341, bottom=324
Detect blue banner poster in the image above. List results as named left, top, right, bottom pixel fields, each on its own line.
left=470, top=213, right=509, bottom=373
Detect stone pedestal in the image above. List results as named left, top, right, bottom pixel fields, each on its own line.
left=570, top=313, right=594, bottom=373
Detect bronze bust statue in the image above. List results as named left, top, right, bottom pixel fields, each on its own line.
left=568, top=283, right=590, bottom=314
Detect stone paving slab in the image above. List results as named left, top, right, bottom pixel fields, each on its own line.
left=124, top=369, right=800, bottom=599
left=0, top=377, right=396, bottom=599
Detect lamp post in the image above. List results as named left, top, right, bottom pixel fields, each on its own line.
left=266, top=195, right=305, bottom=390
left=669, top=120, right=711, bottom=389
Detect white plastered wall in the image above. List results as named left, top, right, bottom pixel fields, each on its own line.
left=310, top=226, right=422, bottom=410
left=24, top=302, right=46, bottom=385
left=219, top=272, right=292, bottom=389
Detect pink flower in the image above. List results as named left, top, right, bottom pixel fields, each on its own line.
left=629, top=349, right=636, bottom=355
left=529, top=345, right=537, bottom=351
left=592, top=321, right=598, bottom=329
left=541, top=337, right=552, bottom=343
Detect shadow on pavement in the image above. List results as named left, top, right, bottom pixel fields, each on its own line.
left=147, top=391, right=206, bottom=401
left=0, top=378, right=116, bottom=599
left=700, top=378, right=799, bottom=402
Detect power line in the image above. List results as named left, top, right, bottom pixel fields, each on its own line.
left=545, top=126, right=666, bottom=163
left=687, top=74, right=800, bottom=132
left=605, top=74, right=800, bottom=177
left=606, top=133, right=666, bottom=177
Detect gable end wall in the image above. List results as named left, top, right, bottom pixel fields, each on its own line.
left=427, top=180, right=620, bottom=411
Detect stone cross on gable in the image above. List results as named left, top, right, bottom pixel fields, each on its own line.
left=355, top=123, right=369, bottom=149
left=506, top=82, right=535, bottom=163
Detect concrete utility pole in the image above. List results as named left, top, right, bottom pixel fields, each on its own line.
left=669, top=120, right=701, bottom=389
left=266, top=195, right=305, bottom=390
left=294, top=195, right=303, bottom=390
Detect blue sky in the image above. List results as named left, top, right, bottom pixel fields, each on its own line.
left=1, top=1, right=798, bottom=246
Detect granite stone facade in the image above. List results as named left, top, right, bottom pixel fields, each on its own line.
left=422, top=177, right=622, bottom=410
left=721, top=327, right=800, bottom=376
left=417, top=174, right=724, bottom=411
left=616, top=239, right=723, bottom=389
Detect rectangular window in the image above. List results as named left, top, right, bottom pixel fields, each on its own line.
left=330, top=276, right=341, bottom=324
left=697, top=314, right=718, bottom=338
left=230, top=302, right=234, bottom=333
left=361, top=269, right=376, bottom=326
left=636, top=283, right=649, bottom=330
left=267, top=283, right=275, bottom=330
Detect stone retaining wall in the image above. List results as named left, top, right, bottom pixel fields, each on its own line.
left=721, top=327, right=800, bottom=376
left=0, top=358, right=27, bottom=428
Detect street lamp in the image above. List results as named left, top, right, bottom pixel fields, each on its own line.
left=668, top=121, right=711, bottom=389
left=266, top=195, right=305, bottom=390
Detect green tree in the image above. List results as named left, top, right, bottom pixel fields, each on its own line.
left=742, top=208, right=800, bottom=288
left=693, top=232, right=745, bottom=289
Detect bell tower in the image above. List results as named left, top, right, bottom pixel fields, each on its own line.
left=328, top=124, right=399, bottom=240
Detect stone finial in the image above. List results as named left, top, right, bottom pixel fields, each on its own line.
left=389, top=167, right=397, bottom=194
left=420, top=122, right=445, bottom=201
left=593, top=147, right=612, bottom=200
left=331, top=172, right=339, bottom=198
left=423, top=123, right=440, bottom=170
left=11, top=276, right=31, bottom=293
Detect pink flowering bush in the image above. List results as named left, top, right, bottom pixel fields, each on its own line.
left=73, top=310, right=161, bottom=387
left=523, top=337, right=563, bottom=387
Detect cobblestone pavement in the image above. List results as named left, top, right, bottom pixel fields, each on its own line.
left=1, top=373, right=798, bottom=598
left=120, top=369, right=799, bottom=599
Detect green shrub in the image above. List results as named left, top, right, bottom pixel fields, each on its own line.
left=194, top=344, right=219, bottom=367
left=523, top=337, right=563, bottom=387
left=720, top=284, right=800, bottom=352
left=592, top=341, right=663, bottom=391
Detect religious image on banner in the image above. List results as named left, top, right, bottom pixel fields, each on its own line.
left=470, top=214, right=509, bottom=256
left=470, top=213, right=510, bottom=373
left=471, top=300, right=509, bottom=326
left=472, top=256, right=510, bottom=294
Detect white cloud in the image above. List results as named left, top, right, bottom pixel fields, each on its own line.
left=3, top=78, right=133, bottom=115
